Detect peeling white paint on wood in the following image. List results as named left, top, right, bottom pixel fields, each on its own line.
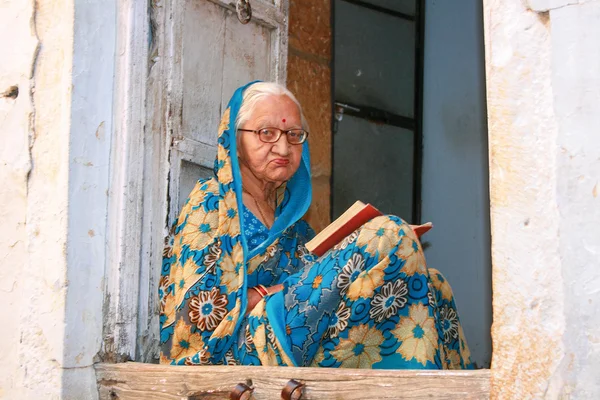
left=103, top=0, right=151, bottom=364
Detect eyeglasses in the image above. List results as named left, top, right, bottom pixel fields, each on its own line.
left=237, top=127, right=309, bottom=145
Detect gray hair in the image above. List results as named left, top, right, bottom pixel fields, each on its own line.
left=235, top=82, right=308, bottom=131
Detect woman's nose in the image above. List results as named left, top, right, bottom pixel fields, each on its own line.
left=272, top=133, right=290, bottom=155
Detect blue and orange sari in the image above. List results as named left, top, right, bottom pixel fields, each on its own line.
left=159, top=82, right=472, bottom=369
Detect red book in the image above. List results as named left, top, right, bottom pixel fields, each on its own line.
left=306, top=201, right=382, bottom=257
left=305, top=201, right=434, bottom=257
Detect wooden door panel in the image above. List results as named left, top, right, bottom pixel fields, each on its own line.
left=182, top=0, right=227, bottom=146
left=221, top=11, right=272, bottom=111
left=173, top=0, right=284, bottom=220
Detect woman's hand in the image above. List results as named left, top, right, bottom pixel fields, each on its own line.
left=246, top=284, right=284, bottom=315
left=247, top=287, right=263, bottom=315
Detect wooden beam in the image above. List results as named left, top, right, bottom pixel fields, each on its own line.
left=95, top=362, right=490, bottom=399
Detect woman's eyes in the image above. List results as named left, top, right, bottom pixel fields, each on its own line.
left=259, top=128, right=277, bottom=137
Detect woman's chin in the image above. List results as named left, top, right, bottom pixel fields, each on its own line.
left=265, top=170, right=296, bottom=184
left=264, top=164, right=296, bottom=179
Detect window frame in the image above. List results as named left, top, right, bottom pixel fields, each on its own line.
left=102, top=0, right=494, bottom=398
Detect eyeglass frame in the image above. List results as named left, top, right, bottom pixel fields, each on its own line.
left=237, top=127, right=309, bottom=145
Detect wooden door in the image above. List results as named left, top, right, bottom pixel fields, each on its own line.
left=168, top=0, right=290, bottom=222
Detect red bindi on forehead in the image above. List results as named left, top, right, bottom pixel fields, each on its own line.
left=282, top=118, right=286, bottom=123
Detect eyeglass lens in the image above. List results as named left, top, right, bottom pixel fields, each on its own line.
left=259, top=128, right=307, bottom=144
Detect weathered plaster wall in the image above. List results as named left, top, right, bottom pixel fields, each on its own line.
left=485, top=0, right=600, bottom=397
left=1, top=0, right=115, bottom=398
left=0, top=0, right=39, bottom=395
left=1, top=0, right=71, bottom=397
left=287, top=0, right=332, bottom=232
left=547, top=2, right=600, bottom=396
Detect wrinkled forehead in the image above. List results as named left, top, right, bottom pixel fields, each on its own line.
left=246, top=95, right=302, bottom=126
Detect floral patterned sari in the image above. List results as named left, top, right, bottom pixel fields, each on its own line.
left=159, top=82, right=472, bottom=369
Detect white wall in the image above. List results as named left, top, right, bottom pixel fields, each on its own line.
left=550, top=3, right=600, bottom=395
left=421, top=0, right=492, bottom=367
left=1, top=0, right=72, bottom=397
left=0, top=0, right=116, bottom=398
left=485, top=0, right=600, bottom=397
left=0, top=0, right=40, bottom=396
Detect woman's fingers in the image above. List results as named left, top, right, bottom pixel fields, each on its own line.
left=268, top=284, right=284, bottom=295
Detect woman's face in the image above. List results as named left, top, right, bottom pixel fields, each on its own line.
left=237, top=95, right=304, bottom=186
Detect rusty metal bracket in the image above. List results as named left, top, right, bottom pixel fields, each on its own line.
left=281, top=379, right=306, bottom=400
left=236, top=0, right=252, bottom=24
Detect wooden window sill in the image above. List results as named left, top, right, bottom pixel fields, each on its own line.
left=95, top=362, right=490, bottom=399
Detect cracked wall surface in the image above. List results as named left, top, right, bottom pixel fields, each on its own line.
left=485, top=0, right=600, bottom=398
left=1, top=0, right=71, bottom=397
left=1, top=0, right=115, bottom=398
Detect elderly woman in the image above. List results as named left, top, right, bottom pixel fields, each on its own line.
left=159, top=81, right=472, bottom=369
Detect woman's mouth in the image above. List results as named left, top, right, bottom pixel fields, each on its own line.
left=272, top=158, right=290, bottom=166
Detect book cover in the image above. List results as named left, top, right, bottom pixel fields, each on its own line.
left=306, top=201, right=382, bottom=257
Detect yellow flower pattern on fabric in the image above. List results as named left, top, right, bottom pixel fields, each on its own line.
left=247, top=251, right=264, bottom=275
left=218, top=191, right=241, bottom=236
left=178, top=183, right=208, bottom=225
left=219, top=242, right=243, bottom=292
left=180, top=208, right=219, bottom=250
left=356, top=216, right=401, bottom=258
left=396, top=236, right=427, bottom=276
left=218, top=108, right=230, bottom=135
left=310, top=347, right=325, bottom=367
left=212, top=302, right=241, bottom=338
left=170, top=318, right=205, bottom=361
left=173, top=258, right=204, bottom=307
left=253, top=324, right=279, bottom=366
left=446, top=349, right=462, bottom=369
left=159, top=352, right=171, bottom=365
left=217, top=144, right=234, bottom=185
left=161, top=293, right=177, bottom=327
left=330, top=324, right=384, bottom=368
left=346, top=256, right=388, bottom=300
left=392, top=303, right=438, bottom=366
left=429, top=268, right=454, bottom=302
left=458, top=325, right=472, bottom=364
left=158, top=274, right=173, bottom=307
